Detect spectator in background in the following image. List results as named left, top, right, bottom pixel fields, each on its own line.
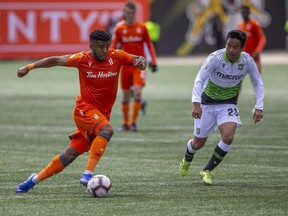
left=237, top=5, right=266, bottom=73
left=110, top=1, right=158, bottom=131
left=106, top=15, right=123, bottom=37
left=145, top=17, right=161, bottom=52
left=211, top=14, right=225, bottom=50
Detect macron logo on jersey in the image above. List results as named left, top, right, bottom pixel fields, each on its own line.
left=86, top=71, right=118, bottom=78
left=216, top=71, right=244, bottom=80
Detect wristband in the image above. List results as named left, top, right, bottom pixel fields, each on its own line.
left=27, top=63, right=36, bottom=71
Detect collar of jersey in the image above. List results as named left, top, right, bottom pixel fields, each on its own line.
left=224, top=51, right=242, bottom=63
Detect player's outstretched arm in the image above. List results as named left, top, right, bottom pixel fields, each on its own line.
left=17, top=55, right=69, bottom=78
left=132, top=55, right=147, bottom=70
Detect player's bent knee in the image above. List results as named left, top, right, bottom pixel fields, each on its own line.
left=103, top=124, right=114, bottom=135
left=98, top=124, right=113, bottom=141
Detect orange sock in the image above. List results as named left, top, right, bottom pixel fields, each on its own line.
left=86, top=136, right=108, bottom=172
left=132, top=100, right=142, bottom=124
left=122, top=102, right=130, bottom=125
left=37, top=155, right=65, bottom=182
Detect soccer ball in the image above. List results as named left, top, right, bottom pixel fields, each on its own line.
left=87, top=174, right=112, bottom=198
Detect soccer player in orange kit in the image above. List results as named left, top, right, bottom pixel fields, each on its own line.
left=110, top=1, right=158, bottom=131
left=237, top=5, right=266, bottom=73
left=15, top=29, right=147, bottom=193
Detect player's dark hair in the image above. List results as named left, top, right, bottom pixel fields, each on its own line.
left=226, top=30, right=247, bottom=48
left=125, top=1, right=136, bottom=10
left=89, top=30, right=110, bottom=42
left=241, top=5, right=250, bottom=11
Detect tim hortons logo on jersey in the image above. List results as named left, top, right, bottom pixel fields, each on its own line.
left=86, top=71, right=117, bottom=78
left=216, top=71, right=244, bottom=80
left=122, top=36, right=142, bottom=43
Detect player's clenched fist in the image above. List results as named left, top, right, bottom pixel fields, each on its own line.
left=133, top=56, right=147, bottom=70
left=17, top=66, right=30, bottom=78
left=17, top=63, right=35, bottom=78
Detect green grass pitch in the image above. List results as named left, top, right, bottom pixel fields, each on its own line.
left=0, top=61, right=287, bottom=216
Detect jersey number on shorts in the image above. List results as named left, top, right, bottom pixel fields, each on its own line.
left=227, top=108, right=239, bottom=116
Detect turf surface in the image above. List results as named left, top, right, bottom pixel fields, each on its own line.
left=0, top=61, right=287, bottom=215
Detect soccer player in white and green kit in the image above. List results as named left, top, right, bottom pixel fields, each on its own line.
left=179, top=30, right=264, bottom=185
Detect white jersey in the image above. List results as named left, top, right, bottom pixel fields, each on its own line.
left=192, top=49, right=264, bottom=110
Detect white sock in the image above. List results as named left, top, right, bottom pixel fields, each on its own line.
left=218, top=140, right=231, bottom=152
left=32, top=175, right=39, bottom=184
left=84, top=170, right=94, bottom=175
left=187, top=139, right=196, bottom=154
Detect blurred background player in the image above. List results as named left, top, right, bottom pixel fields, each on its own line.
left=15, top=30, right=147, bottom=193
left=110, top=1, right=158, bottom=131
left=237, top=5, right=266, bottom=73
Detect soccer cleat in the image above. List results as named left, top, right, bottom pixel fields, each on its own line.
left=179, top=159, right=191, bottom=176
left=141, top=100, right=147, bottom=116
left=121, top=124, right=130, bottom=131
left=80, top=173, right=93, bottom=187
left=200, top=170, right=213, bottom=185
left=16, top=173, right=37, bottom=193
left=130, top=123, right=138, bottom=132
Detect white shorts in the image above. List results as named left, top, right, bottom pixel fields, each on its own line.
left=193, top=104, right=242, bottom=138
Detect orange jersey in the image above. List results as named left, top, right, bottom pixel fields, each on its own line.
left=110, top=20, right=157, bottom=65
left=237, top=19, right=266, bottom=55
left=66, top=49, right=134, bottom=115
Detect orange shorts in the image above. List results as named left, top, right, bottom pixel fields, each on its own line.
left=69, top=99, right=110, bottom=154
left=121, top=65, right=146, bottom=90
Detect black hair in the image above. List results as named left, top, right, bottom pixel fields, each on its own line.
left=226, top=30, right=247, bottom=48
left=241, top=5, right=250, bottom=11
left=89, top=30, right=110, bottom=42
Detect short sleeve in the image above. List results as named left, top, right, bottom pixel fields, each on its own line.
left=66, top=52, right=84, bottom=67
left=115, top=50, right=134, bottom=65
